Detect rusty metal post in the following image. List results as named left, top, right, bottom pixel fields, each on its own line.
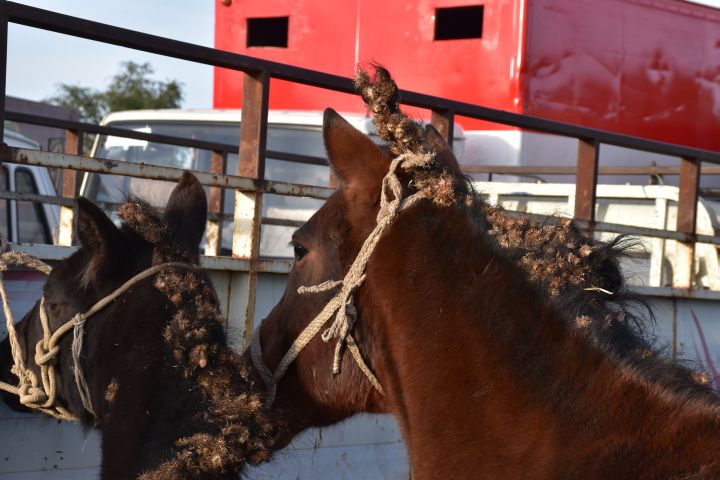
left=574, top=139, right=599, bottom=225
left=674, top=157, right=700, bottom=289
left=431, top=108, right=455, bottom=149
left=58, top=129, right=82, bottom=246
left=206, top=150, right=227, bottom=256
left=232, top=71, right=269, bottom=348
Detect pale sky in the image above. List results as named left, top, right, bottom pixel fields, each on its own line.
left=8, top=1, right=215, bottom=108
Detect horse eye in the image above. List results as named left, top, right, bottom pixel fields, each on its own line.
left=293, top=243, right=308, bottom=261
left=48, top=302, right=63, bottom=318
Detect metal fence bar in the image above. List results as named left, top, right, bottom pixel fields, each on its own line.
left=0, top=8, right=7, bottom=142
left=590, top=220, right=716, bottom=245
left=499, top=208, right=720, bottom=245
left=6, top=110, right=240, bottom=152
left=6, top=110, right=329, bottom=167
left=574, top=139, right=599, bottom=223
left=1, top=147, right=334, bottom=199
left=9, top=242, right=295, bottom=274
left=233, top=71, right=269, bottom=256
left=463, top=165, right=720, bottom=176
left=233, top=71, right=270, bottom=348
left=205, top=150, right=227, bottom=256
left=57, top=128, right=82, bottom=246
left=6, top=185, right=717, bottom=245
left=0, top=190, right=74, bottom=206
left=674, top=158, right=701, bottom=289
left=400, top=94, right=720, bottom=164
left=0, top=190, right=309, bottom=232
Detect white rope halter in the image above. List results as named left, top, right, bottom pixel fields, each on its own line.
left=0, top=250, right=197, bottom=422
left=252, top=152, right=434, bottom=406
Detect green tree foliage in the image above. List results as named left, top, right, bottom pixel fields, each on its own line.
left=47, top=61, right=184, bottom=124
left=46, top=84, right=105, bottom=125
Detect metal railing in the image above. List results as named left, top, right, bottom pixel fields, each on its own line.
left=1, top=1, right=720, bottom=341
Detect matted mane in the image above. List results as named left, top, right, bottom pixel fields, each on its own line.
left=114, top=199, right=277, bottom=479
left=355, top=65, right=717, bottom=400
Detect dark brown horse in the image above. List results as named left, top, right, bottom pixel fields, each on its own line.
left=252, top=101, right=720, bottom=477
left=0, top=173, right=275, bottom=479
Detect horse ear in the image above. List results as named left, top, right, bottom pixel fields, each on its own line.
left=425, top=125, right=462, bottom=176
left=77, top=197, right=124, bottom=253
left=76, top=197, right=127, bottom=285
left=163, top=171, right=207, bottom=253
left=323, top=108, right=389, bottom=190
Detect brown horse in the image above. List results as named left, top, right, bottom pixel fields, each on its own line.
left=252, top=104, right=720, bottom=478
left=0, top=173, right=276, bottom=479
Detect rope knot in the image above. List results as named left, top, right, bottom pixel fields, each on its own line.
left=72, top=313, right=87, bottom=327
left=34, top=340, right=59, bottom=366
left=18, top=383, right=47, bottom=406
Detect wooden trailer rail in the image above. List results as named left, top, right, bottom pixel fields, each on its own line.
left=1, top=1, right=720, bottom=344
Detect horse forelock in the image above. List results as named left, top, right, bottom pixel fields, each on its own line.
left=355, top=64, right=426, bottom=158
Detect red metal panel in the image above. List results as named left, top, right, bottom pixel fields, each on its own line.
left=214, top=0, right=361, bottom=112
left=522, top=0, right=720, bottom=151
left=215, top=0, right=720, bottom=150
left=214, top=0, right=525, bottom=129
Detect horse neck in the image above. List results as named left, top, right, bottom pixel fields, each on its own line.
left=362, top=203, right=720, bottom=479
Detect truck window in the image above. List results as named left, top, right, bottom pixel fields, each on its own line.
left=15, top=169, right=51, bottom=244
left=0, top=167, right=8, bottom=242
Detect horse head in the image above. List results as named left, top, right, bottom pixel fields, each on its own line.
left=0, top=172, right=276, bottom=479
left=251, top=105, right=470, bottom=449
